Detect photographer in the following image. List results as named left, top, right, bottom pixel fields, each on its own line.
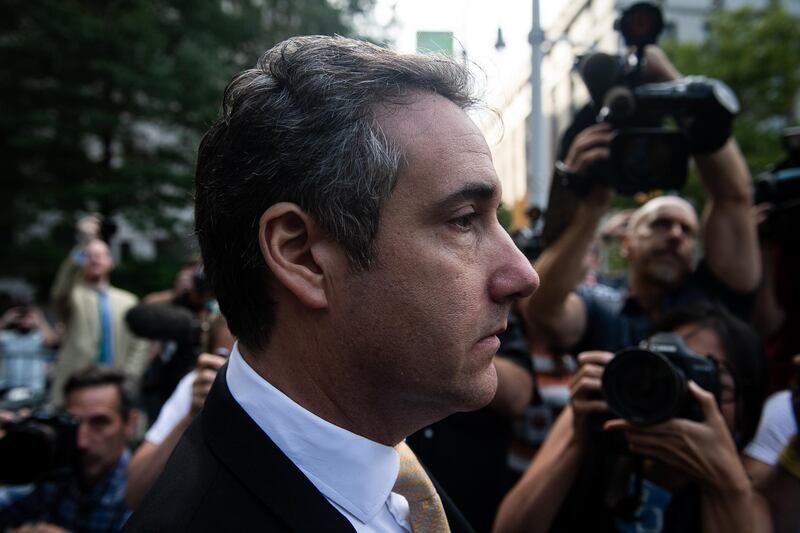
left=743, top=354, right=800, bottom=532
left=0, top=366, right=138, bottom=533
left=756, top=433, right=800, bottom=533
left=126, top=261, right=216, bottom=423
left=494, top=302, right=769, bottom=533
left=49, top=216, right=148, bottom=406
left=523, top=46, right=760, bottom=354
left=125, top=315, right=234, bottom=509
left=751, top=128, right=800, bottom=391
left=0, top=302, right=60, bottom=400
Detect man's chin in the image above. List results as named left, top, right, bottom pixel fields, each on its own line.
left=647, top=265, right=689, bottom=287
left=453, top=364, right=498, bottom=413
left=79, top=458, right=103, bottom=479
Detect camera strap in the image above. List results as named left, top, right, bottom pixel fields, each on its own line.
left=605, top=454, right=644, bottom=520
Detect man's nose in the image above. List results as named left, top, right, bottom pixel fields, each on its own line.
left=668, top=221, right=686, bottom=239
left=489, top=232, right=539, bottom=303
left=76, top=422, right=90, bottom=449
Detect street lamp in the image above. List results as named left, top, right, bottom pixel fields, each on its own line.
left=495, top=27, right=506, bottom=51
left=528, top=0, right=546, bottom=211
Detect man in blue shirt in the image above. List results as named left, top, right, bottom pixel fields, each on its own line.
left=0, top=366, right=137, bottom=533
left=523, top=47, right=760, bottom=354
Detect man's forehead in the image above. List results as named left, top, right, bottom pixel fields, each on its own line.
left=86, top=239, right=111, bottom=255
left=374, top=91, right=499, bottom=203
left=676, top=325, right=725, bottom=361
left=66, top=384, right=121, bottom=413
left=632, top=197, right=698, bottom=229
left=374, top=91, right=489, bottom=156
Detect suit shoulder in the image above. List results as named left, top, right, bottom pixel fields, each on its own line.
left=109, top=286, right=138, bottom=306
left=124, top=419, right=290, bottom=533
left=125, top=421, right=219, bottom=532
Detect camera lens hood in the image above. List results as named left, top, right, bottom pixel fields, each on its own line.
left=602, top=348, right=686, bottom=425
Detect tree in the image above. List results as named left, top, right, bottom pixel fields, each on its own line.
left=0, top=0, right=375, bottom=297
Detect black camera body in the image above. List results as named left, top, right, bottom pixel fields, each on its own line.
left=562, top=2, right=738, bottom=196
left=602, top=332, right=721, bottom=425
left=0, top=412, right=79, bottom=484
left=755, top=127, right=800, bottom=241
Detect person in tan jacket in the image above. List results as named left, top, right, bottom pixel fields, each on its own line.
left=49, top=216, right=148, bottom=405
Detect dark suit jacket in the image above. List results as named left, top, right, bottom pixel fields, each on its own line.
left=124, top=364, right=475, bottom=532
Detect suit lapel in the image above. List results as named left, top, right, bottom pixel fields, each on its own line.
left=429, top=467, right=476, bottom=533
left=201, top=365, right=355, bottom=533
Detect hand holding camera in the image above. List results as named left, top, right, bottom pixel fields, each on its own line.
left=190, top=353, right=226, bottom=418
left=75, top=214, right=102, bottom=246
left=569, top=351, right=613, bottom=441
left=642, top=46, right=681, bottom=83
left=558, top=123, right=615, bottom=208
left=563, top=123, right=614, bottom=178
left=604, top=382, right=750, bottom=496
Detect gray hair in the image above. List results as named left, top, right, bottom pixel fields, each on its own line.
left=64, top=365, right=136, bottom=419
left=195, top=35, right=478, bottom=351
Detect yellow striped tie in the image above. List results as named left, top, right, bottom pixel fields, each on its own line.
left=393, top=441, right=451, bottom=533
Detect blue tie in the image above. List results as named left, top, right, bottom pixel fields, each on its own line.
left=96, top=289, right=113, bottom=364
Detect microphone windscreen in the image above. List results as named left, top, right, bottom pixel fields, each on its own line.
left=579, top=52, right=623, bottom=106
left=125, top=303, right=196, bottom=343
left=601, top=86, right=636, bottom=122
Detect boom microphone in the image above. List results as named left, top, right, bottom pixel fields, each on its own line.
left=125, top=303, right=198, bottom=344
left=579, top=52, right=624, bottom=107
left=598, top=86, right=636, bottom=123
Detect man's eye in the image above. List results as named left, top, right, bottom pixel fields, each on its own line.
left=88, top=416, right=112, bottom=430
left=651, top=219, right=672, bottom=230
left=450, top=213, right=479, bottom=230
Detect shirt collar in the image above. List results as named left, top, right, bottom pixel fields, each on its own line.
left=621, top=290, right=645, bottom=315
left=226, top=344, right=399, bottom=524
left=67, top=449, right=129, bottom=505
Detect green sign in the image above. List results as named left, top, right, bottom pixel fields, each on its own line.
left=416, top=31, right=454, bottom=55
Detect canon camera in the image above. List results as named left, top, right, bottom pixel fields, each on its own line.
left=602, top=332, right=721, bottom=425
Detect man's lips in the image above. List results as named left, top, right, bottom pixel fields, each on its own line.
left=653, top=250, right=682, bottom=261
left=479, top=324, right=507, bottom=342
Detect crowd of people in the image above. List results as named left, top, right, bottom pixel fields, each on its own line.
left=0, top=35, right=797, bottom=533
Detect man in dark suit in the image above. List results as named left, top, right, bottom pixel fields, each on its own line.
left=125, top=35, right=539, bottom=532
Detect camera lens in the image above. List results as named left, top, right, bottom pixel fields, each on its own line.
left=602, top=348, right=686, bottom=425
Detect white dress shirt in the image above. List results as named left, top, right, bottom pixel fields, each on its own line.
left=226, top=344, right=412, bottom=532
left=745, top=390, right=797, bottom=465
left=144, top=369, right=194, bottom=445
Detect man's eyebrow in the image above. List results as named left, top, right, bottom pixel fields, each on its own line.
left=433, top=182, right=497, bottom=211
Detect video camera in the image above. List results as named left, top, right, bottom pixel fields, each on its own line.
left=559, top=2, right=739, bottom=196
left=0, top=411, right=79, bottom=484
left=755, top=126, right=800, bottom=240
left=602, top=332, right=721, bottom=425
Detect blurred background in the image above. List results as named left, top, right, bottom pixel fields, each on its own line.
left=2, top=0, right=799, bottom=300
left=1, top=3, right=799, bottom=531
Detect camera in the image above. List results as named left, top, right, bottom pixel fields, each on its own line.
left=0, top=411, right=79, bottom=484
left=191, top=267, right=210, bottom=297
left=755, top=126, right=800, bottom=240
left=560, top=2, right=739, bottom=196
left=602, top=332, right=721, bottom=425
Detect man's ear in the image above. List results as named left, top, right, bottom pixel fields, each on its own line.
left=125, top=409, right=140, bottom=440
left=258, top=203, right=336, bottom=310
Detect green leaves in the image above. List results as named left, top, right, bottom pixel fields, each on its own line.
left=663, top=3, right=800, bottom=177
left=2, top=0, right=374, bottom=297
